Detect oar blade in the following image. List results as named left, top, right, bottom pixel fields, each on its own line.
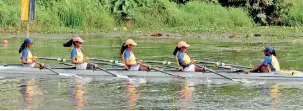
left=116, top=74, right=129, bottom=79
left=232, top=79, right=251, bottom=83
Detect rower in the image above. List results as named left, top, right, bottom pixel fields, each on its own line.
left=19, top=38, right=44, bottom=68
left=173, top=41, right=204, bottom=72
left=120, top=39, right=150, bottom=71
left=63, top=36, right=95, bottom=70
left=249, top=46, right=280, bottom=73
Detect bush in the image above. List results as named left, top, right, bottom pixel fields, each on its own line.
left=247, top=0, right=292, bottom=26
left=0, top=0, right=21, bottom=31
left=132, top=0, right=254, bottom=29
left=285, top=4, right=303, bottom=26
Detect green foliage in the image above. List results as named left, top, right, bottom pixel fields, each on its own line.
left=0, top=0, right=21, bottom=32
left=133, top=0, right=253, bottom=29
left=285, top=4, right=303, bottom=26
left=2, top=0, right=302, bottom=33
left=1, top=0, right=116, bottom=33
left=247, top=0, right=293, bottom=26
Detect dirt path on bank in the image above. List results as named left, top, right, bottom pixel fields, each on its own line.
left=1, top=32, right=303, bottom=40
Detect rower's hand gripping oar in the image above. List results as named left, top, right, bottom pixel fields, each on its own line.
left=36, top=62, right=60, bottom=75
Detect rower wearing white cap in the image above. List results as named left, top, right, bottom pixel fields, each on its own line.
left=120, top=39, right=150, bottom=71
left=63, top=36, right=95, bottom=70
left=173, top=41, right=204, bottom=72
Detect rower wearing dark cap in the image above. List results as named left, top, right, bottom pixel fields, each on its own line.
left=249, top=46, right=280, bottom=72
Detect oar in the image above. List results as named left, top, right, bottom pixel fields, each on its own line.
left=36, top=62, right=78, bottom=77
left=59, top=62, right=74, bottom=66
left=39, top=57, right=114, bottom=63
left=90, top=63, right=147, bottom=85
left=36, top=62, right=60, bottom=75
left=196, top=63, right=245, bottom=73
left=38, top=57, right=68, bottom=63
left=89, top=58, right=115, bottom=62
left=93, top=61, right=125, bottom=68
left=197, top=60, right=252, bottom=69
left=196, top=64, right=244, bottom=82
left=140, top=64, right=186, bottom=79
left=143, top=60, right=175, bottom=65
left=142, top=60, right=181, bottom=70
left=86, top=62, right=130, bottom=79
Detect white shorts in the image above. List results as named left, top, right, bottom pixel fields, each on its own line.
left=129, top=64, right=140, bottom=71
left=183, top=64, right=195, bottom=72
left=23, top=63, right=35, bottom=68
left=75, top=62, right=87, bottom=70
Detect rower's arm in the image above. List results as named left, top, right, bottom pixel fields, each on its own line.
left=71, top=58, right=83, bottom=64
left=178, top=59, right=190, bottom=67
left=250, top=56, right=271, bottom=72
left=123, top=59, right=138, bottom=66
left=123, top=51, right=138, bottom=66
left=20, top=50, right=34, bottom=64
left=249, top=64, right=265, bottom=72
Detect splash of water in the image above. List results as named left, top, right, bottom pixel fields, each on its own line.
left=127, top=78, right=147, bottom=87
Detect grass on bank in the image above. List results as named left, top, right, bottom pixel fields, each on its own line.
left=1, top=0, right=253, bottom=33
left=1, top=0, right=303, bottom=35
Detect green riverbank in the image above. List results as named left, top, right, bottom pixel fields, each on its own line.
left=1, top=0, right=303, bottom=34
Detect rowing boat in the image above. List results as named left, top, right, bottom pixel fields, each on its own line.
left=1, top=64, right=303, bottom=81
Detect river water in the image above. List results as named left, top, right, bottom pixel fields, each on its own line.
left=0, top=34, right=303, bottom=110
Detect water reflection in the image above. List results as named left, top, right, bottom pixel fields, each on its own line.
left=270, top=84, right=280, bottom=110
left=20, top=78, right=40, bottom=109
left=178, top=81, right=195, bottom=110
left=125, top=83, right=140, bottom=110
left=70, top=79, right=86, bottom=110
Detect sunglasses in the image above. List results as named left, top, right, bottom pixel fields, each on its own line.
left=182, top=47, right=187, bottom=49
